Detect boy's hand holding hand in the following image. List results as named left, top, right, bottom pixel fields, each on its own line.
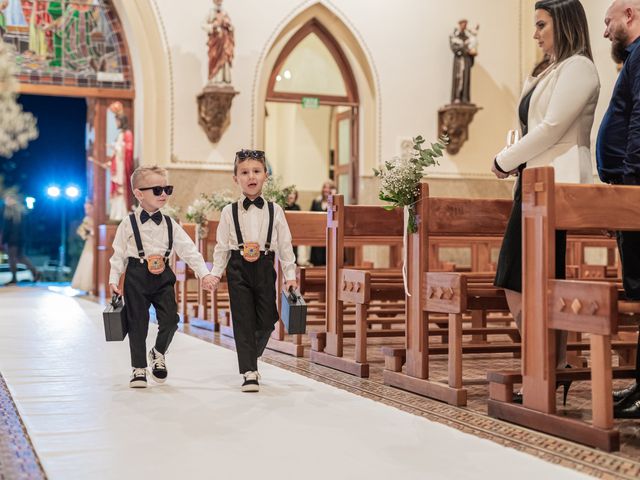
left=284, top=280, right=298, bottom=292
left=110, top=283, right=121, bottom=296
left=201, top=274, right=220, bottom=291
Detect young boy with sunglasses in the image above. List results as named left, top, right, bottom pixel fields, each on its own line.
left=210, top=150, right=297, bottom=392
left=109, top=166, right=217, bottom=388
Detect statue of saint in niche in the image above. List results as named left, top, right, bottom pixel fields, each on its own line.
left=203, top=0, right=234, bottom=84
left=449, top=19, right=479, bottom=104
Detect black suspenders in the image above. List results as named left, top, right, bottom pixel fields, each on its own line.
left=231, top=201, right=274, bottom=254
left=129, top=213, right=174, bottom=262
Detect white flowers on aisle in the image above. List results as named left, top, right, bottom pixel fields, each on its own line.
left=0, top=42, right=38, bottom=158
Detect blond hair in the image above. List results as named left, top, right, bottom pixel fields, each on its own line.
left=130, top=165, right=168, bottom=190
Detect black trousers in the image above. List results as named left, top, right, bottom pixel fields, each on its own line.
left=124, top=258, right=179, bottom=368
left=226, top=251, right=279, bottom=374
left=6, top=244, right=38, bottom=280
left=617, top=231, right=640, bottom=382
left=612, top=178, right=640, bottom=381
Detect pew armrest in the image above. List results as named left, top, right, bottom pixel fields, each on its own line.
left=338, top=269, right=371, bottom=304
left=425, top=272, right=467, bottom=313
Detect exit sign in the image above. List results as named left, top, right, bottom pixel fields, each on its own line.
left=301, top=97, right=320, bottom=109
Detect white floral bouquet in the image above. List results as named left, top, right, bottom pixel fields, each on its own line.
left=0, top=42, right=38, bottom=158
left=263, top=175, right=296, bottom=208
left=374, top=135, right=447, bottom=233
left=185, top=195, right=211, bottom=225
left=207, top=190, right=236, bottom=212
left=160, top=204, right=181, bottom=221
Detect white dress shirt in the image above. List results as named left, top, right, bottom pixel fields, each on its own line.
left=109, top=207, right=210, bottom=285
left=211, top=196, right=296, bottom=281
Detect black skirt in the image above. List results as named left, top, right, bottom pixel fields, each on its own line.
left=494, top=174, right=566, bottom=293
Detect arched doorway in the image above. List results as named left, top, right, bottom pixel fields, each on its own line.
left=3, top=0, right=135, bottom=292
left=264, top=18, right=359, bottom=205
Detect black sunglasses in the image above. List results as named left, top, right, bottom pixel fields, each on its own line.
left=138, top=185, right=174, bottom=196
left=236, top=149, right=265, bottom=160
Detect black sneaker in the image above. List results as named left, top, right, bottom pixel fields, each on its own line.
left=129, top=368, right=148, bottom=388
left=148, top=348, right=167, bottom=383
left=241, top=371, right=260, bottom=392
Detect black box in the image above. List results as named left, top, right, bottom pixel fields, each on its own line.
left=281, top=289, right=307, bottom=334
left=103, top=295, right=128, bottom=341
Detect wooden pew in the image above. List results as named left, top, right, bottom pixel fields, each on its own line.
left=487, top=166, right=640, bottom=452
left=383, top=183, right=514, bottom=405
left=268, top=211, right=327, bottom=356
left=310, top=194, right=406, bottom=376
left=189, top=221, right=226, bottom=331
left=174, top=223, right=197, bottom=323
left=429, top=235, right=502, bottom=272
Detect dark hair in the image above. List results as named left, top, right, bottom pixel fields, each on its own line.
left=117, top=114, right=129, bottom=130
left=535, top=0, right=593, bottom=62
left=532, top=54, right=552, bottom=76
left=233, top=149, right=267, bottom=175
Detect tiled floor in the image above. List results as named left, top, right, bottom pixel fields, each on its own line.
left=0, top=373, right=46, bottom=479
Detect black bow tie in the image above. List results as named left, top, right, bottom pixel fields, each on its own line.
left=141, top=210, right=163, bottom=225
left=243, top=197, right=264, bottom=210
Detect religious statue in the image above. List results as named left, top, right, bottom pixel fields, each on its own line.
left=438, top=19, right=481, bottom=155
left=106, top=101, right=134, bottom=221
left=449, top=19, right=479, bottom=104
left=203, top=0, right=234, bottom=84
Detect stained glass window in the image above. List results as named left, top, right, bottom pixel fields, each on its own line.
left=0, top=0, right=131, bottom=90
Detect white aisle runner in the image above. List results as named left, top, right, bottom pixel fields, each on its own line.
left=0, top=289, right=590, bottom=480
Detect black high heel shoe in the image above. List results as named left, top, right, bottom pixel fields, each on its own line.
left=556, top=364, right=572, bottom=406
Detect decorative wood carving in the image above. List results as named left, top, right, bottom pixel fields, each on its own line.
left=437, top=103, right=482, bottom=155
left=196, top=84, right=238, bottom=144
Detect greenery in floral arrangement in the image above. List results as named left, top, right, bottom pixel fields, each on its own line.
left=208, top=190, right=236, bottom=212
left=373, top=135, right=448, bottom=233
left=263, top=175, right=296, bottom=208
left=185, top=194, right=211, bottom=226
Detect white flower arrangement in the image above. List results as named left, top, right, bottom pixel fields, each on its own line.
left=207, top=190, right=236, bottom=212
left=185, top=195, right=211, bottom=226
left=0, top=42, right=38, bottom=158
left=374, top=135, right=447, bottom=233
left=263, top=175, right=296, bottom=208
left=160, top=204, right=181, bottom=221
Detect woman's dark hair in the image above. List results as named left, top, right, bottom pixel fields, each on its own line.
left=117, top=114, right=129, bottom=130
left=535, top=0, right=593, bottom=62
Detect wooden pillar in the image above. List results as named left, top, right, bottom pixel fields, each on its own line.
left=325, top=194, right=344, bottom=357
left=522, top=167, right=556, bottom=414
left=405, top=182, right=429, bottom=379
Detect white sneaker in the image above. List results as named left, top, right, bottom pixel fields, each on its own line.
left=241, top=371, right=260, bottom=392
left=148, top=348, right=167, bottom=383
left=129, top=368, right=148, bottom=388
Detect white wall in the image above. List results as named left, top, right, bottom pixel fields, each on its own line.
left=584, top=0, right=621, bottom=163
left=145, top=0, right=523, bottom=178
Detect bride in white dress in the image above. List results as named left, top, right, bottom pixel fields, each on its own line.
left=71, top=201, right=94, bottom=293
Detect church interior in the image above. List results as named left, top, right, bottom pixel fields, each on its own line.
left=1, top=0, right=640, bottom=478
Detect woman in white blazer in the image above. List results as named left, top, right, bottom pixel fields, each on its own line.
left=491, top=0, right=600, bottom=403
